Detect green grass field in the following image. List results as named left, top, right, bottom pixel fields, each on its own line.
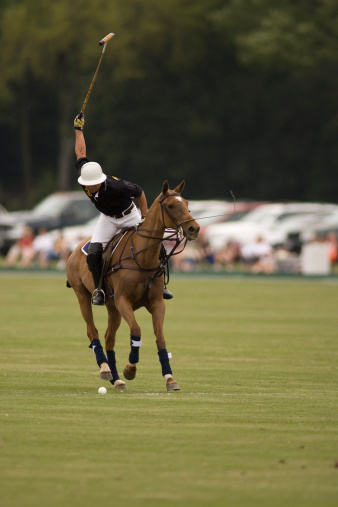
left=1, top=272, right=338, bottom=507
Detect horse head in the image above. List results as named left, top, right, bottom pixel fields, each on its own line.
left=159, top=180, right=200, bottom=241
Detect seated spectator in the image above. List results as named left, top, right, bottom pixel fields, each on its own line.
left=241, top=235, right=276, bottom=274
left=214, top=240, right=241, bottom=271
left=33, top=228, right=55, bottom=268
left=326, top=232, right=338, bottom=266
left=170, top=242, right=201, bottom=272
left=5, top=226, right=35, bottom=268
left=195, top=229, right=215, bottom=268
left=52, top=232, right=71, bottom=269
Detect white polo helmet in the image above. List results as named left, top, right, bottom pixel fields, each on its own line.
left=78, top=162, right=107, bottom=186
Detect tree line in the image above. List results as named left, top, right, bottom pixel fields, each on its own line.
left=1, top=0, right=338, bottom=210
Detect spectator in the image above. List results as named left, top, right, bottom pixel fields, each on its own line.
left=169, top=229, right=216, bottom=272
left=194, top=228, right=215, bottom=269
left=214, top=240, right=241, bottom=271
left=52, top=232, right=71, bottom=269
left=33, top=228, right=55, bottom=268
left=170, top=242, right=201, bottom=272
left=326, top=232, right=338, bottom=266
left=241, top=235, right=276, bottom=274
left=5, top=226, right=35, bottom=268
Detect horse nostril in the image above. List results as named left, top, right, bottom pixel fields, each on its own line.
left=188, top=225, right=200, bottom=234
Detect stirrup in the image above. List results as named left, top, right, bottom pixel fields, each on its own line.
left=163, top=287, right=173, bottom=300
left=91, top=288, right=106, bottom=306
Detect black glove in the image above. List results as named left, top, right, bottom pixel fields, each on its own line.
left=74, top=113, right=85, bottom=131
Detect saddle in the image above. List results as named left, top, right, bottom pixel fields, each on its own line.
left=80, top=226, right=170, bottom=306
left=81, top=227, right=133, bottom=301
left=81, top=229, right=130, bottom=260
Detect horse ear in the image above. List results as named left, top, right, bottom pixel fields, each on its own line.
left=174, top=180, right=185, bottom=194
left=162, top=180, right=169, bottom=195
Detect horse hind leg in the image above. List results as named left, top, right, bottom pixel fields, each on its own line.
left=105, top=304, right=127, bottom=390
left=76, top=287, right=113, bottom=381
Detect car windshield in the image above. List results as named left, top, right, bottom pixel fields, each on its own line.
left=241, top=206, right=334, bottom=225
left=225, top=211, right=249, bottom=222
left=275, top=211, right=333, bottom=223
left=239, top=206, right=280, bottom=223
left=33, top=194, right=78, bottom=216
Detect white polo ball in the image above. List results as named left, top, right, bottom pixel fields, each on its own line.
left=98, top=386, right=107, bottom=395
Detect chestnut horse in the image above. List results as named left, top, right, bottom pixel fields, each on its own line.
left=66, top=180, right=200, bottom=391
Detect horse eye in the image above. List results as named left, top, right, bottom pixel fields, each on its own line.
left=168, top=204, right=174, bottom=209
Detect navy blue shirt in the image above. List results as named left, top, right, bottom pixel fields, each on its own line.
left=76, top=157, right=143, bottom=216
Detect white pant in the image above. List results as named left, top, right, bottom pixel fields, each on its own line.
left=91, top=205, right=141, bottom=248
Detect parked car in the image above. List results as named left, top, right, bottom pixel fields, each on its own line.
left=303, top=209, right=338, bottom=239
left=0, top=203, right=19, bottom=255
left=60, top=216, right=100, bottom=251
left=187, top=200, right=264, bottom=227
left=205, top=202, right=338, bottom=251
left=0, top=192, right=100, bottom=255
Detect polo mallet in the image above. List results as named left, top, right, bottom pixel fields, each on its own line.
left=79, top=32, right=115, bottom=116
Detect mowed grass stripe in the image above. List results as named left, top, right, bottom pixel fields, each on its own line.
left=1, top=274, right=338, bottom=507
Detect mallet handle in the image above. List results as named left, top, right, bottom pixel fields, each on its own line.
left=80, top=51, right=105, bottom=114
left=99, top=33, right=115, bottom=46
left=80, top=33, right=115, bottom=115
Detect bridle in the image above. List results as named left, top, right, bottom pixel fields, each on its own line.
left=135, top=191, right=192, bottom=259
left=159, top=192, right=187, bottom=235
left=106, top=189, right=236, bottom=283
left=106, top=191, right=193, bottom=282
left=159, top=191, right=237, bottom=227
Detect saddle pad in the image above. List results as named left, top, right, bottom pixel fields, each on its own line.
left=81, top=240, right=91, bottom=256
left=81, top=229, right=130, bottom=257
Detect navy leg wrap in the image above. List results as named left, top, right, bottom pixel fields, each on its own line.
left=158, top=348, right=172, bottom=376
left=106, top=350, right=120, bottom=384
left=89, top=339, right=107, bottom=367
left=129, top=335, right=141, bottom=364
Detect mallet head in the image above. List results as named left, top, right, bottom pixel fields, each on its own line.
left=99, top=33, right=115, bottom=46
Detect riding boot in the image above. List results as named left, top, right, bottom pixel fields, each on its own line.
left=160, top=243, right=174, bottom=299
left=87, top=242, right=105, bottom=306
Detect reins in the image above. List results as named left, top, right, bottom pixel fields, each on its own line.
left=176, top=190, right=237, bottom=226
left=105, top=189, right=235, bottom=282
left=106, top=193, right=188, bottom=281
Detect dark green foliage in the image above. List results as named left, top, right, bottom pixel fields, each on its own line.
left=1, top=1, right=338, bottom=208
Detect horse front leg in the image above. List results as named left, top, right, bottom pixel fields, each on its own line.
left=75, top=287, right=113, bottom=381
left=151, top=300, right=180, bottom=392
left=105, top=304, right=126, bottom=390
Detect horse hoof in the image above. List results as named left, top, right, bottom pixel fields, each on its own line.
left=100, top=371, right=113, bottom=381
left=166, top=378, right=180, bottom=391
left=100, top=362, right=113, bottom=381
left=114, top=380, right=127, bottom=390
left=123, top=363, right=137, bottom=380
